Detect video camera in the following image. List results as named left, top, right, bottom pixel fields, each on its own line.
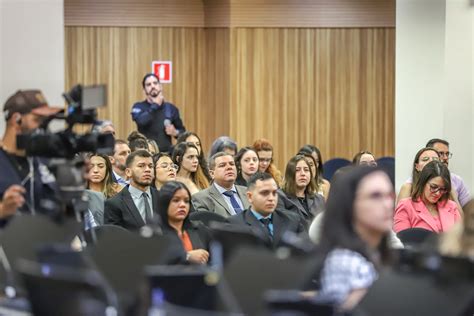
left=17, top=84, right=114, bottom=158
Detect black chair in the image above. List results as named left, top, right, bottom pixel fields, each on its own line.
left=189, top=212, right=229, bottom=227
left=376, top=156, right=395, bottom=185
left=17, top=259, right=118, bottom=316
left=396, top=228, right=437, bottom=247
left=86, top=230, right=181, bottom=314
left=322, top=158, right=351, bottom=181
left=0, top=215, right=81, bottom=296
left=82, top=224, right=133, bottom=244
left=223, top=247, right=320, bottom=315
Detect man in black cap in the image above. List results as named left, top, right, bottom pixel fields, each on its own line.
left=0, top=90, right=62, bottom=222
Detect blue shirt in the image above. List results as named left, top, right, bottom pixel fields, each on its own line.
left=128, top=185, right=152, bottom=222
left=213, top=183, right=244, bottom=215
left=250, top=209, right=274, bottom=236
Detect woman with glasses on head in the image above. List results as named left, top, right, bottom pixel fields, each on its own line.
left=394, top=160, right=461, bottom=233
left=299, top=145, right=331, bottom=199
left=234, top=147, right=259, bottom=187
left=172, top=142, right=209, bottom=195
left=352, top=151, right=378, bottom=167
left=153, top=153, right=177, bottom=190
left=253, top=138, right=282, bottom=187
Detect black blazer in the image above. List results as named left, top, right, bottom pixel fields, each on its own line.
left=104, top=185, right=160, bottom=231
left=277, top=189, right=325, bottom=226
left=227, top=208, right=306, bottom=247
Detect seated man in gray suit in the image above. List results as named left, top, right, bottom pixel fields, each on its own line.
left=228, top=172, right=306, bottom=248
left=192, top=152, right=250, bottom=217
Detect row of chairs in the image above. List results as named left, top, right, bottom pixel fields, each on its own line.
left=323, top=157, right=395, bottom=181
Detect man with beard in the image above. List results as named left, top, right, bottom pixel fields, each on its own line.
left=109, top=139, right=131, bottom=186
left=104, top=150, right=159, bottom=230
left=131, top=73, right=185, bottom=153
left=0, top=90, right=62, bottom=222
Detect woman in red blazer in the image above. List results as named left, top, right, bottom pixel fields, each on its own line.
left=394, top=160, right=461, bottom=233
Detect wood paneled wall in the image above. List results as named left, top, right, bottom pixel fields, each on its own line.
left=65, top=26, right=395, bottom=171
left=65, top=0, right=395, bottom=28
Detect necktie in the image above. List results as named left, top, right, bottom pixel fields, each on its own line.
left=142, top=192, right=152, bottom=223
left=259, top=218, right=273, bottom=241
left=222, top=190, right=243, bottom=214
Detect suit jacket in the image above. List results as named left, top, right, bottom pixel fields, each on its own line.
left=227, top=208, right=306, bottom=247
left=277, top=189, right=325, bottom=226
left=394, top=198, right=461, bottom=233
left=104, top=185, right=160, bottom=230
left=192, top=183, right=250, bottom=218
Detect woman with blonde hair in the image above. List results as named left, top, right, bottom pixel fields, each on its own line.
left=87, top=153, right=122, bottom=198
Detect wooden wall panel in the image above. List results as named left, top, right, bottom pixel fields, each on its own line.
left=65, top=0, right=394, bottom=28
left=228, top=28, right=395, bottom=170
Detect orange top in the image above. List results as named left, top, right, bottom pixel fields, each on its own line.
left=180, top=230, right=194, bottom=252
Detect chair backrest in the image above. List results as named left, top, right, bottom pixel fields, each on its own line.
left=397, top=228, right=436, bottom=246
left=17, top=259, right=117, bottom=316
left=82, top=224, right=132, bottom=244
left=322, top=158, right=351, bottom=181
left=189, top=211, right=228, bottom=227
left=377, top=156, right=395, bottom=184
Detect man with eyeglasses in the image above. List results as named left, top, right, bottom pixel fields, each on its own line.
left=426, top=138, right=471, bottom=207
left=0, top=90, right=62, bottom=223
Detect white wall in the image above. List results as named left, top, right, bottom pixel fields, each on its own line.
left=0, top=0, right=64, bottom=134
left=396, top=0, right=473, bottom=197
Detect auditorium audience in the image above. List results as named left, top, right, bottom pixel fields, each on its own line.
left=315, top=166, right=394, bottom=310
left=208, top=136, right=238, bottom=158
left=426, top=138, right=471, bottom=207
left=157, top=181, right=211, bottom=265
left=109, top=139, right=131, bottom=186
left=172, top=142, right=209, bottom=195
left=177, top=131, right=212, bottom=181
left=192, top=152, right=250, bottom=217
left=394, top=160, right=461, bottom=234
left=228, top=172, right=306, bottom=248
left=104, top=150, right=159, bottom=230
left=277, top=155, right=325, bottom=226
left=352, top=150, right=377, bottom=167
left=153, top=153, right=177, bottom=190
left=234, top=147, right=259, bottom=187
left=299, top=144, right=331, bottom=198
left=253, top=138, right=283, bottom=187
left=86, top=153, right=122, bottom=198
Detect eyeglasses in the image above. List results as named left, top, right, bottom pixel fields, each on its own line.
left=157, top=163, right=178, bottom=170
left=359, top=161, right=378, bottom=167
left=428, top=183, right=448, bottom=194
left=437, top=151, right=453, bottom=159
left=259, top=158, right=273, bottom=163
left=420, top=156, right=440, bottom=162
left=358, top=191, right=395, bottom=202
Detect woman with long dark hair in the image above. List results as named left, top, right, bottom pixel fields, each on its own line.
left=234, top=147, right=259, bottom=187
left=298, top=144, right=330, bottom=198
left=176, top=131, right=212, bottom=181
left=394, top=160, right=461, bottom=233
left=157, top=181, right=211, bottom=264
left=316, top=167, right=394, bottom=310
left=172, top=142, right=210, bottom=195
left=277, top=155, right=325, bottom=226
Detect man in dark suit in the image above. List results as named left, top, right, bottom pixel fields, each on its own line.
left=192, top=152, right=250, bottom=217
left=104, top=150, right=159, bottom=230
left=228, top=172, right=306, bottom=247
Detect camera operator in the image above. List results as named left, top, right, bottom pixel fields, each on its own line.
left=0, top=90, right=62, bottom=223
